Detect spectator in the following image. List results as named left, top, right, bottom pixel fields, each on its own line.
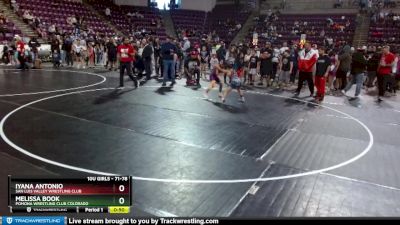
left=10, top=0, right=17, bottom=11
left=117, top=37, right=138, bottom=88
left=337, top=45, right=352, bottom=90
left=105, top=7, right=111, bottom=19
left=48, top=24, right=56, bottom=36
left=319, top=29, right=325, bottom=38
left=377, top=45, right=396, bottom=102
left=342, top=47, right=368, bottom=99
left=23, top=10, right=34, bottom=24
left=87, top=42, right=95, bottom=68
left=63, top=35, right=74, bottom=67
left=28, top=37, right=40, bottom=66
left=106, top=37, right=117, bottom=71
left=334, top=0, right=343, bottom=8
left=1, top=44, right=10, bottom=65
left=295, top=42, right=318, bottom=96
left=142, top=37, right=154, bottom=81
left=95, top=43, right=103, bottom=66
left=161, top=36, right=177, bottom=87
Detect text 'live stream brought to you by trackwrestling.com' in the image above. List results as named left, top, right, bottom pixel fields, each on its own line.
left=67, top=218, right=220, bottom=225
left=0, top=217, right=221, bottom=225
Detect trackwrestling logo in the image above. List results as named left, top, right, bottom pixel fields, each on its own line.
left=2, top=217, right=65, bottom=225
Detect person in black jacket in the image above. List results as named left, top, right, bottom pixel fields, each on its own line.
left=216, top=41, right=226, bottom=62
left=1, top=45, right=10, bottom=64
left=142, top=37, right=154, bottom=81
left=342, top=47, right=368, bottom=99
left=106, top=38, right=118, bottom=71
left=365, top=46, right=381, bottom=88
left=63, top=35, right=73, bottom=67
left=28, top=37, right=40, bottom=66
left=153, top=38, right=161, bottom=76
left=51, top=36, right=61, bottom=68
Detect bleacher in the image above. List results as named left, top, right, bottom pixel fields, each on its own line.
left=246, top=13, right=356, bottom=47
left=16, top=0, right=115, bottom=36
left=368, top=13, right=400, bottom=49
left=91, top=0, right=167, bottom=39
left=0, top=19, right=22, bottom=42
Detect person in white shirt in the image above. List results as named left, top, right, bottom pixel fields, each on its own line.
left=48, top=24, right=56, bottom=35
left=105, top=7, right=111, bottom=18
left=279, top=42, right=289, bottom=54
left=182, top=37, right=190, bottom=56
left=73, top=38, right=86, bottom=69
left=236, top=23, right=242, bottom=30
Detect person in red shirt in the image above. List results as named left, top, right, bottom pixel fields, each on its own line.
left=16, top=35, right=28, bottom=70
left=117, top=37, right=138, bottom=88
left=377, top=45, right=396, bottom=102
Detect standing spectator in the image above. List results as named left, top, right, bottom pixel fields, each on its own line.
left=377, top=46, right=396, bottom=102
left=366, top=46, right=380, bottom=88
left=175, top=42, right=184, bottom=78
left=217, top=41, right=227, bottom=62
left=153, top=38, right=161, bottom=77
left=200, top=45, right=209, bottom=79
left=161, top=36, right=177, bottom=87
left=117, top=37, right=138, bottom=88
left=28, top=37, right=40, bottom=67
left=295, top=42, right=318, bottom=96
left=106, top=38, right=118, bottom=71
left=314, top=48, right=331, bottom=102
left=51, top=36, right=61, bottom=68
left=247, top=49, right=258, bottom=85
left=142, top=37, right=154, bottom=81
left=95, top=43, right=103, bottom=66
left=257, top=48, right=273, bottom=87
left=73, top=38, right=84, bottom=69
left=337, top=45, right=352, bottom=90
left=63, top=35, right=73, bottom=67
left=87, top=42, right=95, bottom=68
left=290, top=44, right=299, bottom=84
left=327, top=50, right=339, bottom=94
left=182, top=37, right=190, bottom=58
left=279, top=50, right=293, bottom=88
left=343, top=47, right=368, bottom=99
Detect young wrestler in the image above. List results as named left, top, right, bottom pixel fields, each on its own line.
left=222, top=63, right=245, bottom=103
left=203, top=60, right=229, bottom=99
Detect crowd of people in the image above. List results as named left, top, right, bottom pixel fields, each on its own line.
left=0, top=11, right=12, bottom=39
left=0, top=0, right=399, bottom=104
left=1, top=29, right=399, bottom=104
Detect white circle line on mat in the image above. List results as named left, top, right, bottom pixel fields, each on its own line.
left=0, top=69, right=106, bottom=97
left=0, top=87, right=374, bottom=183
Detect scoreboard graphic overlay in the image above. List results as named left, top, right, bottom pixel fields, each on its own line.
left=8, top=176, right=132, bottom=214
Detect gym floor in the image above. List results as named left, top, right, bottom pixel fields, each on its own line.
left=0, top=67, right=400, bottom=217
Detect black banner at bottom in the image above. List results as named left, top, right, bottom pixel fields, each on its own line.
left=65, top=217, right=400, bottom=225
